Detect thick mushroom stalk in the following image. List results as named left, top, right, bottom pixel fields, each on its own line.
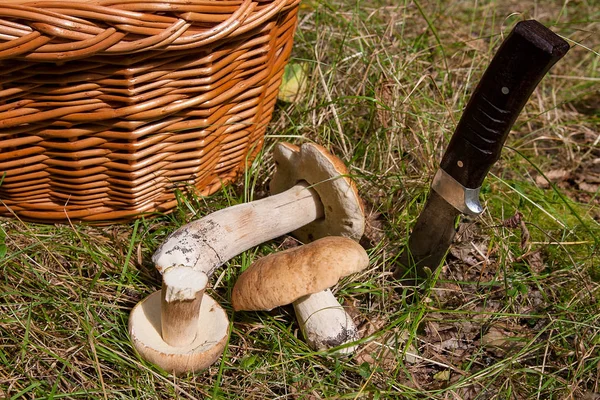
left=293, top=289, right=359, bottom=353
left=153, top=182, right=323, bottom=276
left=128, top=267, right=229, bottom=375
left=151, top=143, right=366, bottom=360
left=152, top=142, right=364, bottom=276
left=231, top=237, right=369, bottom=353
left=161, top=267, right=208, bottom=347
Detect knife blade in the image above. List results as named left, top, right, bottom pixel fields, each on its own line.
left=393, top=20, right=569, bottom=284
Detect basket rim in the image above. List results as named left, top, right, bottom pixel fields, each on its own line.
left=0, top=0, right=300, bottom=60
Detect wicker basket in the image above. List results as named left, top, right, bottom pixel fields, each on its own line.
left=0, top=0, right=299, bottom=223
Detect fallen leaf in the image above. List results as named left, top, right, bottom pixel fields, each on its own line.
left=480, top=325, right=528, bottom=357
left=278, top=62, right=308, bottom=103
left=580, top=169, right=600, bottom=183
left=455, top=221, right=480, bottom=243
left=356, top=328, right=418, bottom=368
left=449, top=244, right=479, bottom=266
left=519, top=218, right=530, bottom=251
left=357, top=315, right=388, bottom=338
left=449, top=385, right=482, bottom=400
left=502, top=211, right=523, bottom=229
left=423, top=316, right=478, bottom=362
left=433, top=369, right=451, bottom=381
left=579, top=181, right=599, bottom=193
left=449, top=241, right=487, bottom=266
left=535, top=169, right=570, bottom=188
left=480, top=326, right=511, bottom=348
left=523, top=249, right=545, bottom=273
left=501, top=211, right=530, bottom=250
left=580, top=391, right=600, bottom=400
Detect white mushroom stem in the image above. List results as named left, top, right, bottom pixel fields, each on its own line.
left=293, top=289, right=359, bottom=354
left=153, top=181, right=324, bottom=276
left=161, top=267, right=208, bottom=347
left=154, top=142, right=367, bottom=358
left=128, top=291, right=229, bottom=375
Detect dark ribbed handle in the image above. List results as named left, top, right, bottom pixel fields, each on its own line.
left=440, top=20, right=569, bottom=188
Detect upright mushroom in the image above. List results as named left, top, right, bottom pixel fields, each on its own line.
left=128, top=267, right=229, bottom=375
left=231, top=236, right=369, bottom=353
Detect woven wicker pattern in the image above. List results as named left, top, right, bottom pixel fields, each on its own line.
left=0, top=0, right=299, bottom=222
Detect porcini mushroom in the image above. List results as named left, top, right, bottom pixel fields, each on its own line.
left=128, top=266, right=229, bottom=374
left=231, top=236, right=369, bottom=353
left=137, top=143, right=364, bottom=370
left=152, top=142, right=365, bottom=277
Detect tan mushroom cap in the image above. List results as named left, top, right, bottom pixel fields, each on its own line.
left=270, top=142, right=365, bottom=242
left=129, top=291, right=229, bottom=375
left=231, top=236, right=369, bottom=311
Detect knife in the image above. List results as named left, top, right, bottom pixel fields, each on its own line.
left=393, top=20, right=569, bottom=283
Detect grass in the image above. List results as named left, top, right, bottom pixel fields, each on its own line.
left=1, top=0, right=599, bottom=398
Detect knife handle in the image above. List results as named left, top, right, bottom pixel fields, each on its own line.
left=440, top=20, right=569, bottom=189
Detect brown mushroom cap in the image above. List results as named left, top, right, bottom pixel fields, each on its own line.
left=129, top=291, right=229, bottom=375
left=231, top=236, right=369, bottom=311
left=270, top=143, right=365, bottom=242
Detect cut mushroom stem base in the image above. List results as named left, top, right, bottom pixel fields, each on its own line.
left=128, top=291, right=229, bottom=375
left=129, top=268, right=228, bottom=374
left=293, top=289, right=359, bottom=354
left=161, top=267, right=208, bottom=347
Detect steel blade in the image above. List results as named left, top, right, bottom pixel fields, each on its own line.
left=393, top=191, right=461, bottom=285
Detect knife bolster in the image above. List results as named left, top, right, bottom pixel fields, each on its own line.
left=432, top=169, right=483, bottom=216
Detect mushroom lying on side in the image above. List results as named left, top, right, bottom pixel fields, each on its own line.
left=152, top=142, right=365, bottom=276
left=231, top=236, right=369, bottom=353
